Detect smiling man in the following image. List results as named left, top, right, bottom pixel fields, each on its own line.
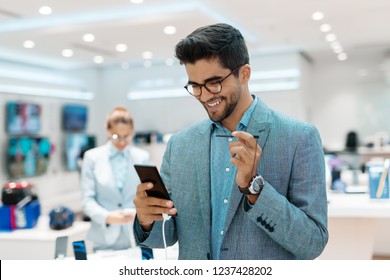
left=133, top=23, right=328, bottom=260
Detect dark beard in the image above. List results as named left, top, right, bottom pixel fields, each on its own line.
left=205, top=88, right=241, bottom=123
left=206, top=99, right=236, bottom=122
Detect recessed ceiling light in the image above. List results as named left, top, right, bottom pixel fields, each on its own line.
left=142, top=51, right=153, bottom=59
left=337, top=53, right=348, bottom=61
left=83, top=33, right=95, bottom=42
left=115, top=44, right=128, bottom=52
left=332, top=46, right=344, bottom=54
left=320, top=24, right=331, bottom=33
left=312, top=12, right=324, bottom=21
left=330, top=41, right=343, bottom=53
left=23, top=40, right=35, bottom=48
left=39, top=6, right=52, bottom=15
left=143, top=60, right=152, bottom=68
left=62, top=49, right=74, bottom=57
left=130, top=0, right=144, bottom=3
left=330, top=41, right=341, bottom=49
left=93, top=56, right=104, bottom=64
left=164, top=26, right=177, bottom=35
left=325, top=33, right=337, bottom=42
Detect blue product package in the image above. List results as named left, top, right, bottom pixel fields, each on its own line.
left=21, top=200, right=41, bottom=229
left=368, top=164, right=389, bottom=199
left=0, top=200, right=41, bottom=230
left=0, top=205, right=12, bottom=231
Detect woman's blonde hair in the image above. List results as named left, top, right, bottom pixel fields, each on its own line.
left=105, top=106, right=133, bottom=130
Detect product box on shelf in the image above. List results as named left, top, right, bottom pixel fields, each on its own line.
left=0, top=200, right=41, bottom=231
left=367, top=159, right=390, bottom=199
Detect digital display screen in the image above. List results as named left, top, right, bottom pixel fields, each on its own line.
left=6, top=102, right=41, bottom=134
left=65, top=133, right=96, bottom=171
left=7, top=136, right=51, bottom=178
left=62, top=104, right=88, bottom=132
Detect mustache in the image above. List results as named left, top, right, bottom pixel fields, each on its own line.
left=203, top=96, right=224, bottom=104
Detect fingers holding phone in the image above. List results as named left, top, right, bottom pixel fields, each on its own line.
left=134, top=182, right=176, bottom=231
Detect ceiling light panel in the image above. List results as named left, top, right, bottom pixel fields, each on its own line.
left=39, top=6, right=53, bottom=15
left=115, top=43, right=128, bottom=52
left=23, top=40, right=35, bottom=48
left=83, top=33, right=95, bottom=42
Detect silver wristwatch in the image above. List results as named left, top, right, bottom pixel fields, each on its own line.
left=238, top=175, right=265, bottom=195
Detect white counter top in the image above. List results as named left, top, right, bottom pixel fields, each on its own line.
left=0, top=216, right=90, bottom=259
left=327, top=192, right=390, bottom=218
left=0, top=216, right=90, bottom=241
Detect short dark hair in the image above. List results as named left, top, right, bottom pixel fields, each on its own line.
left=175, top=23, right=250, bottom=74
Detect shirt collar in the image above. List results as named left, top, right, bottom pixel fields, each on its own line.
left=108, top=142, right=131, bottom=159
left=239, top=95, right=258, bottom=128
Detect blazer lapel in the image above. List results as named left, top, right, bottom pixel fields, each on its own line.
left=194, top=122, right=212, bottom=246
left=224, top=99, right=272, bottom=233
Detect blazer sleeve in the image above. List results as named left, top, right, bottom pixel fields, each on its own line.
left=245, top=124, right=328, bottom=259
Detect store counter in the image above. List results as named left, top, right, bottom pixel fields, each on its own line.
left=2, top=193, right=389, bottom=260
left=64, top=245, right=179, bottom=260
left=0, top=215, right=179, bottom=260
left=0, top=216, right=90, bottom=260
left=319, top=192, right=390, bottom=259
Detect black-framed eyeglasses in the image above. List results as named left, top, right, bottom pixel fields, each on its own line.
left=184, top=65, right=242, bottom=97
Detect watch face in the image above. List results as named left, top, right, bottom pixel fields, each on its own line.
left=253, top=180, right=262, bottom=192
left=239, top=176, right=264, bottom=195
left=251, top=176, right=264, bottom=194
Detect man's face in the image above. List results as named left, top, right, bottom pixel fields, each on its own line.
left=185, top=59, right=241, bottom=123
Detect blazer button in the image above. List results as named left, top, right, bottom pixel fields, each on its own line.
left=261, top=220, right=267, bottom=226
left=256, top=216, right=263, bottom=223
left=269, top=227, right=274, bottom=232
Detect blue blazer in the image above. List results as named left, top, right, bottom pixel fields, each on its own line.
left=134, top=99, right=328, bottom=259
left=81, top=143, right=149, bottom=250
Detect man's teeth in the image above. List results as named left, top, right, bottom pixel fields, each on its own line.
left=207, top=99, right=221, bottom=107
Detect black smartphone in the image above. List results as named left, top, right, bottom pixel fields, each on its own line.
left=134, top=165, right=171, bottom=200
left=72, top=240, right=87, bottom=260
left=55, top=236, right=68, bottom=259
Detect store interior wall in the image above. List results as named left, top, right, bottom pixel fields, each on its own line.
left=1, top=52, right=390, bottom=204
left=1, top=50, right=390, bottom=253
left=0, top=52, right=307, bottom=211
left=311, top=51, right=390, bottom=151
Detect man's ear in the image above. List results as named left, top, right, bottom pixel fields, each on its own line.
left=240, top=64, right=251, bottom=83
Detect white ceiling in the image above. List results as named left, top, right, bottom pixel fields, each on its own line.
left=1, top=0, right=390, bottom=69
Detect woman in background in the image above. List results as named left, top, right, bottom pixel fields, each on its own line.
left=81, top=106, right=149, bottom=251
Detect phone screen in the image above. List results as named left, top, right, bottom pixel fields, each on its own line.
left=72, top=240, right=87, bottom=260
left=134, top=165, right=171, bottom=200
left=141, top=246, right=154, bottom=260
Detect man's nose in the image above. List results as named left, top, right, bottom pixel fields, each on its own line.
left=199, top=87, right=215, bottom=102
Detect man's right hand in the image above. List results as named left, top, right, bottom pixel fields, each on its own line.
left=133, top=182, right=177, bottom=231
